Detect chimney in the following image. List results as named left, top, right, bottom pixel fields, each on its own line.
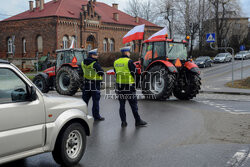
left=40, top=0, right=44, bottom=10
left=29, top=1, right=34, bottom=11
left=135, top=16, right=139, bottom=23
left=35, top=0, right=40, bottom=8
left=113, top=13, right=119, bottom=21
left=112, top=3, right=118, bottom=9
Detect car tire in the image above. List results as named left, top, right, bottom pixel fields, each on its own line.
left=52, top=123, right=86, bottom=167
left=33, top=74, right=50, bottom=93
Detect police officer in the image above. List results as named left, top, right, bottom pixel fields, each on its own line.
left=82, top=49, right=105, bottom=121
left=114, top=46, right=147, bottom=127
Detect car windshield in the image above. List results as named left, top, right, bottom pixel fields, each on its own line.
left=216, top=54, right=226, bottom=57
left=196, top=57, right=207, bottom=61
left=166, top=43, right=187, bottom=60
left=239, top=51, right=247, bottom=54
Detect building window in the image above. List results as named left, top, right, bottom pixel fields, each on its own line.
left=71, top=36, right=77, bottom=48
left=7, top=38, right=13, bottom=53
left=109, top=39, right=115, bottom=52
left=87, top=44, right=92, bottom=51
left=63, top=36, right=68, bottom=49
left=103, top=38, right=108, bottom=52
left=130, top=41, right=136, bottom=52
left=22, top=38, right=26, bottom=53
left=86, top=35, right=95, bottom=51
left=37, top=35, right=43, bottom=53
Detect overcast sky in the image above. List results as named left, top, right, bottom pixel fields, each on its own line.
left=0, top=0, right=249, bottom=21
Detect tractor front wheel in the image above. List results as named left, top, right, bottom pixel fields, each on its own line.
left=33, top=74, right=49, bottom=93
left=56, top=66, right=80, bottom=96
left=173, top=73, right=201, bottom=100
left=142, top=65, right=175, bottom=100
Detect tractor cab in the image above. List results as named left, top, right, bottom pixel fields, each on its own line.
left=141, top=38, right=189, bottom=71
left=56, top=48, right=88, bottom=69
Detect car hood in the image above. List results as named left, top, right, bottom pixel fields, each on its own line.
left=195, top=61, right=204, bottom=64
left=215, top=57, right=225, bottom=60
left=235, top=54, right=244, bottom=57
left=42, top=94, right=88, bottom=122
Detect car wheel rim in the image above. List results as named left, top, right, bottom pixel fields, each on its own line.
left=66, top=130, right=82, bottom=159
left=59, top=72, right=70, bottom=91
left=151, top=73, right=165, bottom=94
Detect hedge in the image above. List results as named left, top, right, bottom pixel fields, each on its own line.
left=98, top=52, right=140, bottom=67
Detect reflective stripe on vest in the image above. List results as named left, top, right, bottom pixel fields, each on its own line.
left=81, top=61, right=103, bottom=81
left=114, top=57, right=135, bottom=84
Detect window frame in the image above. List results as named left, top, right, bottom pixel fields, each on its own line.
left=37, top=35, right=43, bottom=53
left=7, top=38, right=13, bottom=54
left=109, top=39, right=114, bottom=52
left=153, top=41, right=166, bottom=60
left=22, top=38, right=26, bottom=54
left=71, top=36, right=77, bottom=48
left=130, top=41, right=136, bottom=52
left=63, top=36, right=68, bottom=49
left=103, top=39, right=108, bottom=52
left=0, top=67, right=30, bottom=104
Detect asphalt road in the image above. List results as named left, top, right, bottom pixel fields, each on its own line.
left=201, top=59, right=250, bottom=79
left=3, top=61, right=250, bottom=167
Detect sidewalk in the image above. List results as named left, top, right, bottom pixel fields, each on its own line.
left=201, top=64, right=250, bottom=96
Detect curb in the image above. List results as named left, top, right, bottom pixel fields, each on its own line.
left=200, top=90, right=250, bottom=96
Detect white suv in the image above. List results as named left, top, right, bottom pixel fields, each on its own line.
left=0, top=59, right=93, bottom=166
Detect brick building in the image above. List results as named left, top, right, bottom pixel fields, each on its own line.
left=0, top=0, right=161, bottom=68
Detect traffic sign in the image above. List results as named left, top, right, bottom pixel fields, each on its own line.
left=240, top=45, right=245, bottom=51
left=206, top=33, right=215, bottom=43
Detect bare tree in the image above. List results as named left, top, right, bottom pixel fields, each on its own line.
left=208, top=0, right=241, bottom=47
left=155, top=0, right=175, bottom=37
left=125, top=0, right=142, bottom=18
left=125, top=0, right=157, bottom=22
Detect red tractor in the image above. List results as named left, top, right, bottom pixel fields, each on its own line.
left=135, top=37, right=201, bottom=100
left=33, top=48, right=87, bottom=96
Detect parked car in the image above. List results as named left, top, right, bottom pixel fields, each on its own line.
left=235, top=51, right=250, bottom=60
left=194, top=56, right=213, bottom=68
left=0, top=59, right=93, bottom=166
left=214, top=53, right=232, bottom=63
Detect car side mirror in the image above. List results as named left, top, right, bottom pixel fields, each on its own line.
left=11, top=88, right=27, bottom=102
left=28, top=86, right=37, bottom=101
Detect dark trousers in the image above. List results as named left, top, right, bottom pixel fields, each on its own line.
left=82, top=81, right=102, bottom=119
left=118, top=90, right=141, bottom=123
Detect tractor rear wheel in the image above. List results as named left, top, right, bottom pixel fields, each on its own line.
left=33, top=75, right=49, bottom=93
left=56, top=66, right=80, bottom=96
left=142, top=65, right=175, bottom=100
left=173, top=73, right=201, bottom=100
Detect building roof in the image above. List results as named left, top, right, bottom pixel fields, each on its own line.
left=2, top=0, right=159, bottom=27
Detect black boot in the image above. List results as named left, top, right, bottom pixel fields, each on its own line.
left=135, top=119, right=147, bottom=127
left=121, top=122, right=128, bottom=128
left=94, top=117, right=105, bottom=121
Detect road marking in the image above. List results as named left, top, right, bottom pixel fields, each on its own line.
left=226, top=149, right=249, bottom=167
left=234, top=110, right=248, bottom=112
